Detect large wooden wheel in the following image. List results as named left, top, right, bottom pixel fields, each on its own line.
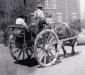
left=34, top=29, right=59, bottom=67
left=9, top=34, right=33, bottom=61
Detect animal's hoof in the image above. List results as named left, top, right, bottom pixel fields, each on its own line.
left=57, top=56, right=60, bottom=60
left=64, top=54, right=67, bottom=58
left=71, top=52, right=76, bottom=56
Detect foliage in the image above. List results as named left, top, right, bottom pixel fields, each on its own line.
left=0, top=10, right=14, bottom=45
left=11, top=6, right=30, bottom=18
left=0, top=17, right=12, bottom=30
left=11, top=5, right=34, bottom=24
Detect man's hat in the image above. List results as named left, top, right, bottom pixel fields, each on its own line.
left=37, top=4, right=43, bottom=8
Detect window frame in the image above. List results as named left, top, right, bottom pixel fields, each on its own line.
left=44, top=0, right=56, bottom=9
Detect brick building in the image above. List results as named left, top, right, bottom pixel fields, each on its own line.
left=35, top=0, right=80, bottom=23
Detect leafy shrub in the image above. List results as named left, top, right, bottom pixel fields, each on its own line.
left=11, top=5, right=32, bottom=24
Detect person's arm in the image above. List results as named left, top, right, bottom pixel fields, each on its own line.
left=21, top=19, right=29, bottom=29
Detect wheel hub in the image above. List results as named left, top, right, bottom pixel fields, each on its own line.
left=44, top=44, right=48, bottom=49
left=44, top=44, right=52, bottom=50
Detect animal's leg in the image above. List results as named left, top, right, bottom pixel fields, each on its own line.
left=71, top=39, right=77, bottom=56
left=71, top=45, right=76, bottom=56
left=55, top=43, right=58, bottom=52
left=61, top=45, right=67, bottom=56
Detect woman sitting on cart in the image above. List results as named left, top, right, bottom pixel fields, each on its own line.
left=15, top=15, right=33, bottom=44
left=16, top=15, right=28, bottom=29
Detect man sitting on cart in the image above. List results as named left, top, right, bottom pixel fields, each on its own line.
left=34, top=4, right=47, bottom=32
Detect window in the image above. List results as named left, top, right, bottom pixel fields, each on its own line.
left=71, top=13, right=77, bottom=20
left=44, top=0, right=56, bottom=9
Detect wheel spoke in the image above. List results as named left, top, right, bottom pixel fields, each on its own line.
left=26, top=48, right=33, bottom=57
left=37, top=49, right=42, bottom=54
left=43, top=33, right=46, bottom=44
left=40, top=51, right=45, bottom=61
left=23, top=49, right=25, bottom=60
left=14, top=48, right=20, bottom=54
left=44, top=52, right=47, bottom=64
left=36, top=47, right=45, bottom=55
left=47, top=36, right=51, bottom=44
left=17, top=49, right=22, bottom=59
left=47, top=52, right=52, bottom=62
left=48, top=50, right=55, bottom=58
left=48, top=37, right=54, bottom=44
left=46, top=32, right=52, bottom=44
left=26, top=49, right=29, bottom=57
left=37, top=44, right=43, bottom=48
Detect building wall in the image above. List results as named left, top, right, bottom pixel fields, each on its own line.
left=40, top=0, right=80, bottom=23
left=80, top=0, right=85, bottom=28
left=68, top=0, right=80, bottom=21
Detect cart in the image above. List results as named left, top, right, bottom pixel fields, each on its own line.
left=8, top=22, right=78, bottom=67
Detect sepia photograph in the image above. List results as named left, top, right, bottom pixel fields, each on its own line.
left=0, top=0, right=85, bottom=75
